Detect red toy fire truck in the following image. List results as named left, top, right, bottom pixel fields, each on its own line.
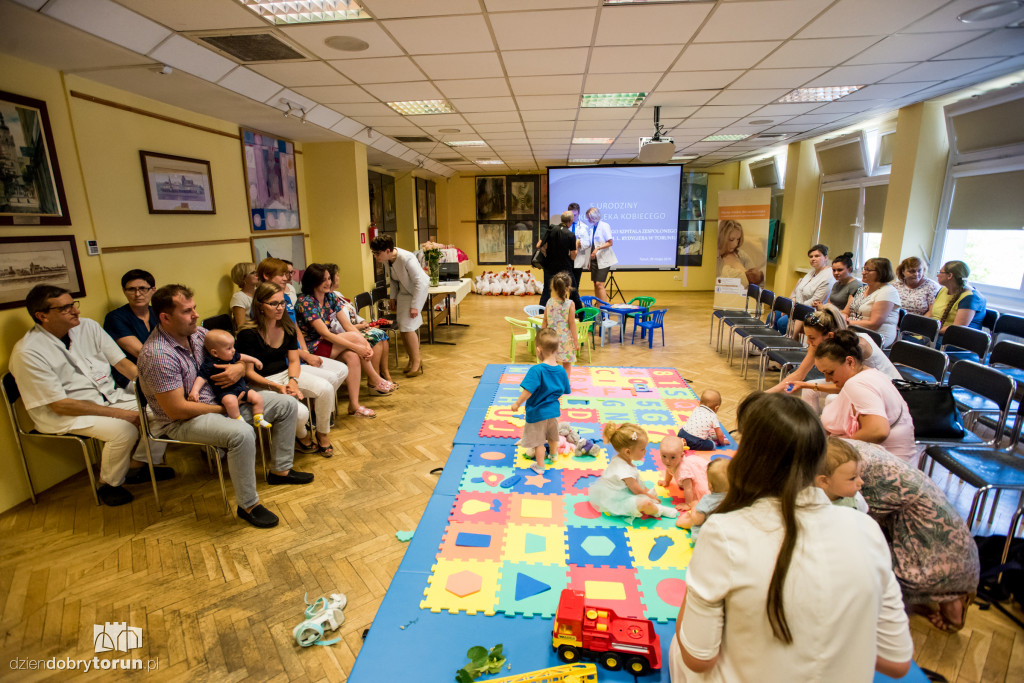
left=551, top=589, right=662, bottom=676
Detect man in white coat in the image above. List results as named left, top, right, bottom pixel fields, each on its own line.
left=9, top=285, right=172, bottom=506
left=568, top=202, right=592, bottom=297
left=586, top=207, right=618, bottom=301
left=370, top=233, right=429, bottom=377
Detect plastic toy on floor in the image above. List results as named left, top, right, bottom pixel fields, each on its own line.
left=552, top=589, right=661, bottom=676
left=485, top=663, right=597, bottom=683
left=293, top=593, right=347, bottom=647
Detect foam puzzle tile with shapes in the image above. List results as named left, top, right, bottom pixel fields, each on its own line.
left=567, top=565, right=645, bottom=618
left=449, top=492, right=510, bottom=525
left=480, top=419, right=521, bottom=439
left=566, top=526, right=633, bottom=568
left=439, top=521, right=506, bottom=562
left=496, top=562, right=571, bottom=618
left=467, top=445, right=518, bottom=468
left=560, top=469, right=602, bottom=496
left=626, top=527, right=693, bottom=570
left=504, top=523, right=567, bottom=566
left=421, top=558, right=501, bottom=615
left=459, top=465, right=511, bottom=493
left=634, top=567, right=689, bottom=622
left=508, top=493, right=565, bottom=526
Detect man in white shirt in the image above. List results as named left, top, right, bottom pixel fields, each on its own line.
left=8, top=285, right=172, bottom=507
left=568, top=202, right=592, bottom=296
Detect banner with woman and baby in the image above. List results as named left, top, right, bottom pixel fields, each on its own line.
left=714, top=188, right=770, bottom=310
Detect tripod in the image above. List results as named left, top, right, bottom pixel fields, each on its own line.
left=605, top=270, right=626, bottom=303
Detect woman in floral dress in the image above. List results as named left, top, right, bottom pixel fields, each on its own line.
left=846, top=439, right=979, bottom=632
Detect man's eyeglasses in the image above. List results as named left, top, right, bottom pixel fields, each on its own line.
left=47, top=300, right=80, bottom=314
left=263, top=300, right=287, bottom=308
left=124, top=286, right=154, bottom=295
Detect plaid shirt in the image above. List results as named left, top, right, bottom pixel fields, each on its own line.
left=137, top=325, right=215, bottom=425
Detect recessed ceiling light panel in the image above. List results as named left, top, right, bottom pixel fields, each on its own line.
left=238, top=0, right=371, bottom=25
left=777, top=85, right=862, bottom=103
left=444, top=140, right=487, bottom=147
left=387, top=100, right=456, bottom=115
left=957, top=0, right=1023, bottom=23
left=572, top=137, right=615, bottom=144
left=581, top=92, right=647, bottom=108
left=569, top=158, right=599, bottom=164
left=700, top=134, right=750, bottom=141
left=477, top=160, right=505, bottom=165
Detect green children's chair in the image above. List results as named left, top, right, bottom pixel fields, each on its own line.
left=505, top=316, right=536, bottom=362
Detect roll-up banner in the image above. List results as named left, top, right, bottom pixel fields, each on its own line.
left=714, top=188, right=770, bottom=310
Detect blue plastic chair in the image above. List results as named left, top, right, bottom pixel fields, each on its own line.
left=632, top=309, right=667, bottom=349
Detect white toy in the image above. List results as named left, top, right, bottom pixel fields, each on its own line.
left=293, top=593, right=347, bottom=647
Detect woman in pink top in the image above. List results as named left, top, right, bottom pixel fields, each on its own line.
left=814, top=331, right=919, bottom=465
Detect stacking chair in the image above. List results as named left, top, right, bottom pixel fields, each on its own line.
left=631, top=310, right=667, bottom=349
left=751, top=303, right=813, bottom=385
left=709, top=283, right=760, bottom=347
left=523, top=304, right=544, bottom=318
left=505, top=317, right=536, bottom=362
left=982, top=308, right=1000, bottom=335
left=577, top=306, right=600, bottom=349
left=625, top=297, right=656, bottom=339
left=896, top=313, right=940, bottom=347
left=716, top=288, right=774, bottom=353
left=920, top=398, right=1024, bottom=531
left=598, top=308, right=624, bottom=346
left=134, top=379, right=226, bottom=513
left=580, top=296, right=606, bottom=309
left=849, top=325, right=883, bottom=348
left=988, top=340, right=1024, bottom=394
left=916, top=361, right=1016, bottom=454
left=202, top=313, right=233, bottom=333
left=888, top=340, right=948, bottom=384
left=353, top=291, right=373, bottom=320
left=992, top=313, right=1024, bottom=344
left=727, top=296, right=792, bottom=368
left=2, top=372, right=103, bottom=506
left=370, top=286, right=401, bottom=366
left=941, top=325, right=990, bottom=364
left=758, top=347, right=816, bottom=391
left=576, top=320, right=595, bottom=362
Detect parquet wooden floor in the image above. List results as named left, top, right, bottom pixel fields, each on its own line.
left=1, top=291, right=1021, bottom=681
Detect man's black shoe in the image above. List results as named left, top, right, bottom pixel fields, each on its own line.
left=267, top=469, right=315, bottom=485
left=97, top=484, right=133, bottom=507
left=124, top=465, right=176, bottom=484
left=237, top=504, right=279, bottom=528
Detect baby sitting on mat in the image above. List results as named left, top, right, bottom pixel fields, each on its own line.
left=190, top=328, right=271, bottom=428
left=677, top=389, right=728, bottom=450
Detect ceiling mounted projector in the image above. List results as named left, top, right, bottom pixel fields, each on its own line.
left=638, top=106, right=674, bottom=163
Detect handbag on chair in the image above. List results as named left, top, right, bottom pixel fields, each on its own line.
left=892, top=379, right=966, bottom=439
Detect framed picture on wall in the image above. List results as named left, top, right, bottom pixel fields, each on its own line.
left=476, top=176, right=506, bottom=221
left=477, top=222, right=507, bottom=264
left=251, top=232, right=307, bottom=279
left=0, top=90, right=71, bottom=226
left=241, top=127, right=300, bottom=232
left=427, top=182, right=437, bottom=230
left=677, top=220, right=704, bottom=267
left=0, top=235, right=84, bottom=310
left=509, top=179, right=535, bottom=217
left=368, top=171, right=383, bottom=228
left=382, top=175, right=397, bottom=231
left=509, top=220, right=535, bottom=266
left=139, top=151, right=215, bottom=214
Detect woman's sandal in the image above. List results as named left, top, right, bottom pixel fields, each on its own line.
left=317, top=443, right=334, bottom=458
left=369, top=380, right=395, bottom=395
left=347, top=405, right=376, bottom=419
left=294, top=438, right=318, bottom=454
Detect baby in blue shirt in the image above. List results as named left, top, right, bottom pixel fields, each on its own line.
left=512, top=328, right=572, bottom=474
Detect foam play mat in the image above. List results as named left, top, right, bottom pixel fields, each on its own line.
left=348, top=365, right=928, bottom=683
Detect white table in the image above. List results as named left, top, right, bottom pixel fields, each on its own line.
left=424, top=278, right=471, bottom=345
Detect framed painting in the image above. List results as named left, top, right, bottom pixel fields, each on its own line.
left=251, top=232, right=307, bottom=280
left=509, top=220, right=535, bottom=266
left=0, top=235, right=84, bottom=310
left=139, top=151, right=215, bottom=214
left=677, top=220, right=704, bottom=267
left=427, top=181, right=437, bottom=230
left=241, top=127, right=300, bottom=232
left=477, top=222, right=506, bottom=265
left=509, top=179, right=536, bottom=218
left=367, top=171, right=383, bottom=229
left=0, top=90, right=70, bottom=226
left=382, top=174, right=396, bottom=231
left=476, top=176, right=506, bottom=221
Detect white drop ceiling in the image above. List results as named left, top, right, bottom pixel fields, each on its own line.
left=1, top=0, right=1023, bottom=177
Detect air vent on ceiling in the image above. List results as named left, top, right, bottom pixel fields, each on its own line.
left=756, top=133, right=795, bottom=140
left=197, top=32, right=305, bottom=62
left=394, top=136, right=434, bottom=143
left=435, top=157, right=462, bottom=162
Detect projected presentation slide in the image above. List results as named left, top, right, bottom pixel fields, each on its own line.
left=548, top=165, right=682, bottom=270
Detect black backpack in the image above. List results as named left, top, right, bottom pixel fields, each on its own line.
left=974, top=534, right=1024, bottom=629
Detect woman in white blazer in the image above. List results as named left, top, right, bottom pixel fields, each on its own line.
left=586, top=207, right=617, bottom=301
left=370, top=234, right=428, bottom=377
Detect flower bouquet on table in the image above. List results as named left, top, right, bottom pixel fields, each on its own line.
left=421, top=240, right=445, bottom=286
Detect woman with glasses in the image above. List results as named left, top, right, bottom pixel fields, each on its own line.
left=237, top=282, right=337, bottom=456
left=818, top=252, right=860, bottom=311
left=229, top=261, right=259, bottom=330
left=842, top=257, right=901, bottom=347
left=931, top=260, right=987, bottom=339
left=104, top=269, right=158, bottom=387
left=768, top=304, right=899, bottom=413
left=892, top=256, right=940, bottom=316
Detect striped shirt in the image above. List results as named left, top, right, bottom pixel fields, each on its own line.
left=137, top=325, right=215, bottom=426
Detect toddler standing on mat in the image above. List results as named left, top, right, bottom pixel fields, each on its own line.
left=677, top=458, right=729, bottom=542
left=511, top=328, right=571, bottom=475
left=542, top=271, right=578, bottom=374
left=588, top=423, right=678, bottom=520
left=816, top=437, right=869, bottom=512
left=190, top=328, right=272, bottom=428
left=658, top=435, right=709, bottom=512
left=677, top=389, right=727, bottom=450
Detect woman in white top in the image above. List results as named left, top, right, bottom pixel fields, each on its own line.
left=775, top=243, right=834, bottom=337
left=586, top=207, right=617, bottom=302
left=370, top=233, right=429, bottom=377
left=843, top=257, right=901, bottom=347
left=768, top=304, right=899, bottom=414
left=671, top=392, right=913, bottom=682
left=229, top=261, right=258, bottom=330
left=569, top=203, right=592, bottom=296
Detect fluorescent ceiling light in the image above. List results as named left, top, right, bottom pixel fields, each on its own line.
left=445, top=140, right=487, bottom=147
left=477, top=160, right=505, bottom=165
left=387, top=100, right=456, bottom=116
left=672, top=154, right=699, bottom=160
left=569, top=159, right=599, bottom=164
left=958, top=0, right=1022, bottom=22
left=581, top=93, right=647, bottom=108
left=700, top=134, right=750, bottom=141
left=572, top=137, right=614, bottom=144
left=237, top=0, right=370, bottom=25
left=777, top=86, right=863, bottom=103
left=604, top=1, right=705, bottom=4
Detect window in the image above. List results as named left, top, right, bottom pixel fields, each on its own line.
left=933, top=83, right=1024, bottom=311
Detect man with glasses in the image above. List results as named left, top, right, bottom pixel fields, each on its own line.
left=104, top=269, right=159, bottom=387
left=9, top=285, right=173, bottom=506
